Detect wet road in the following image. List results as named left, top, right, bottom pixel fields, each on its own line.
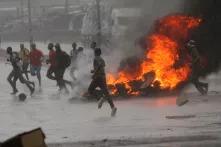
left=0, top=62, right=221, bottom=146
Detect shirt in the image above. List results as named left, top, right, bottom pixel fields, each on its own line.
left=9, top=52, right=22, bottom=71
left=56, top=51, right=66, bottom=69
left=19, top=48, right=30, bottom=63
left=29, top=49, right=43, bottom=66
left=49, top=50, right=56, bottom=67
left=189, top=45, right=200, bottom=64
left=93, top=56, right=106, bottom=77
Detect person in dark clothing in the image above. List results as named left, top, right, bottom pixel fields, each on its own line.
left=88, top=48, right=117, bottom=117
left=46, top=43, right=57, bottom=81
left=187, top=40, right=208, bottom=95
left=7, top=47, right=35, bottom=95
left=54, top=43, right=72, bottom=93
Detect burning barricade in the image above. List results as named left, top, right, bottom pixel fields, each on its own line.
left=107, top=14, right=202, bottom=97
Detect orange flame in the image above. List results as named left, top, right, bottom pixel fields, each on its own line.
left=107, top=15, right=202, bottom=95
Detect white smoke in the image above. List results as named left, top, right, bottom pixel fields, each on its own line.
left=68, top=48, right=93, bottom=98
left=69, top=45, right=126, bottom=98
left=69, top=0, right=187, bottom=98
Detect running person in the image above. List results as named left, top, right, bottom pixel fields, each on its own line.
left=19, top=44, right=30, bottom=80
left=46, top=43, right=57, bottom=81
left=69, top=42, right=78, bottom=81
left=7, top=47, right=35, bottom=95
left=187, top=40, right=208, bottom=95
left=29, top=43, right=44, bottom=88
left=55, top=43, right=72, bottom=93
left=88, top=48, right=117, bottom=117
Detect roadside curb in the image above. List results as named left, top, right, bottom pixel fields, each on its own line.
left=48, top=135, right=220, bottom=147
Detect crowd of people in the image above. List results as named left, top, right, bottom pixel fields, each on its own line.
left=6, top=41, right=117, bottom=117
left=5, top=39, right=209, bottom=116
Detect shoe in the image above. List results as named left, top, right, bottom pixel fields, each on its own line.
left=201, top=88, right=207, bottom=95
left=30, top=87, right=35, bottom=95
left=177, top=98, right=189, bottom=106
left=39, top=87, right=43, bottom=93
left=205, top=83, right=209, bottom=94
left=197, top=86, right=207, bottom=95
left=11, top=89, right=18, bottom=95
left=70, top=82, right=75, bottom=89
left=64, top=88, right=70, bottom=95
left=32, top=82, right=35, bottom=89
left=98, top=97, right=105, bottom=109
left=111, top=107, right=117, bottom=117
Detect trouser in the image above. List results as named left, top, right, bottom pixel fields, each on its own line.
left=7, top=70, right=18, bottom=92
left=30, top=65, right=41, bottom=86
left=190, top=65, right=208, bottom=95
left=88, top=76, right=115, bottom=108
left=55, top=68, right=72, bottom=90
left=7, top=69, right=34, bottom=92
left=47, top=66, right=57, bottom=80
left=22, top=62, right=29, bottom=80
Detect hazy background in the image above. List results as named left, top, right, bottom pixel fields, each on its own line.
left=0, top=0, right=186, bottom=49
left=0, top=0, right=220, bottom=80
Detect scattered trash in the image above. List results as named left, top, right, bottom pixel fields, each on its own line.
left=1, top=128, right=47, bottom=147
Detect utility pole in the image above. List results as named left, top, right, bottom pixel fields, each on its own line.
left=0, top=35, right=1, bottom=49
left=28, top=0, right=33, bottom=46
left=20, top=0, right=24, bottom=23
left=0, top=24, right=2, bottom=49
left=96, top=0, right=102, bottom=46
left=65, top=0, right=69, bottom=14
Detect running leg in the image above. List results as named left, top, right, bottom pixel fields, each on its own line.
left=7, top=70, right=18, bottom=94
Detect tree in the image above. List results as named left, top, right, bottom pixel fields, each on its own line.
left=81, top=0, right=112, bottom=47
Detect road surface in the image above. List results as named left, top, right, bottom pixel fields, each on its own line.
left=0, top=62, right=221, bottom=146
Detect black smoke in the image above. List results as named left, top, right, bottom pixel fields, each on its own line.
left=187, top=0, right=221, bottom=75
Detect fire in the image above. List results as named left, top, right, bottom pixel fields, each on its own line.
left=141, top=34, right=188, bottom=89
left=107, top=14, right=202, bottom=95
